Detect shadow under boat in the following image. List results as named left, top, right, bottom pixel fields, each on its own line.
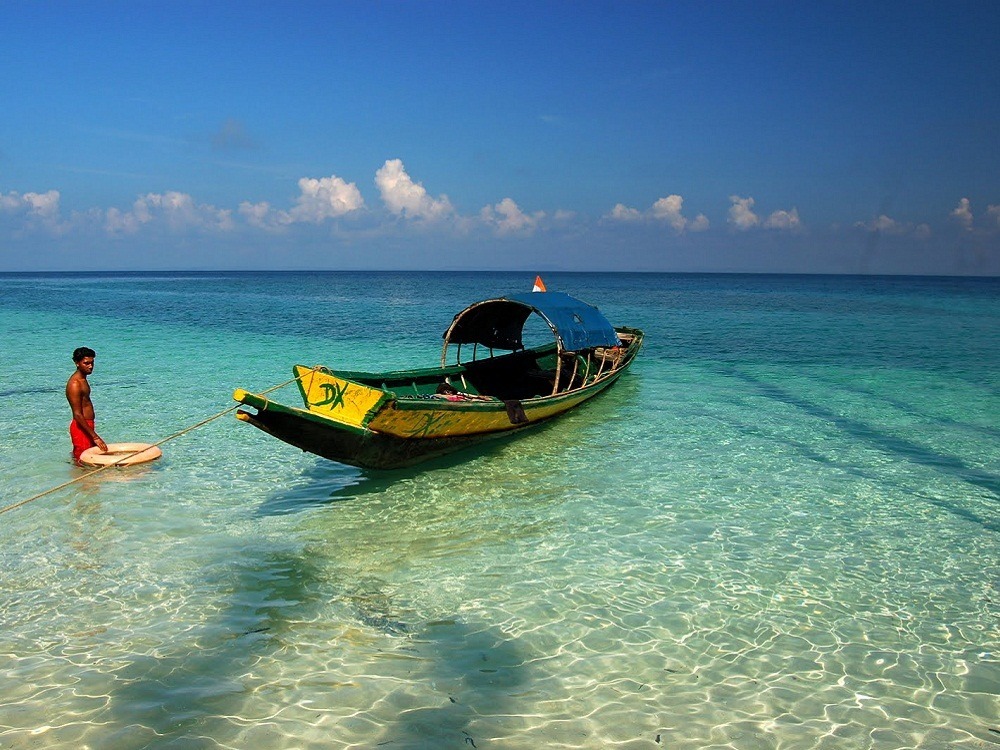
left=254, top=413, right=566, bottom=516
left=253, top=371, right=643, bottom=517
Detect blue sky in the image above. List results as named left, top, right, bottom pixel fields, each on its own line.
left=2, top=1, right=998, bottom=274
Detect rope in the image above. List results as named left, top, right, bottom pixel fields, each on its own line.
left=0, top=373, right=306, bottom=517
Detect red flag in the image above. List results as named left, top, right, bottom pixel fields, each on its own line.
left=532, top=275, right=547, bottom=292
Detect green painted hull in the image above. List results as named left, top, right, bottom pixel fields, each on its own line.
left=235, top=325, right=643, bottom=470
left=236, top=394, right=542, bottom=469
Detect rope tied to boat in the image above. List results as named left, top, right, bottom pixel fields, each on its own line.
left=0, top=372, right=311, bottom=516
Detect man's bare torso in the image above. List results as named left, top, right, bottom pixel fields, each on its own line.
left=67, top=371, right=95, bottom=420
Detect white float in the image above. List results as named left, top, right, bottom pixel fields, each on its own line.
left=80, top=443, right=162, bottom=467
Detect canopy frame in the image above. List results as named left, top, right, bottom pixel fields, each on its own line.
left=441, top=292, right=623, bottom=396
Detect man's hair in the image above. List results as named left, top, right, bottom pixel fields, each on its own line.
left=73, top=347, right=96, bottom=363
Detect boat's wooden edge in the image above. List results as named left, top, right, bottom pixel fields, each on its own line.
left=233, top=388, right=371, bottom=436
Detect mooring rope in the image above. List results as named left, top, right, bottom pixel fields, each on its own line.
left=0, top=373, right=307, bottom=517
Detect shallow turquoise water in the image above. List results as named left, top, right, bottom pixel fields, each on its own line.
left=1, top=272, right=997, bottom=749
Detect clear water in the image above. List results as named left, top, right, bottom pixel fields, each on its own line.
left=1, top=271, right=997, bottom=749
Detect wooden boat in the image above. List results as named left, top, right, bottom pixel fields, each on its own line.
left=233, top=290, right=643, bottom=469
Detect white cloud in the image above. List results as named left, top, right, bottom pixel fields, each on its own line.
left=288, top=176, right=364, bottom=223
left=688, top=214, right=710, bottom=232
left=0, top=189, right=65, bottom=235
left=651, top=195, right=691, bottom=232
left=608, top=203, right=642, bottom=222
left=606, top=195, right=708, bottom=232
left=764, top=207, right=801, bottom=230
left=237, top=175, right=364, bottom=229
left=238, top=200, right=282, bottom=230
left=104, top=205, right=142, bottom=233
left=727, top=198, right=801, bottom=232
left=480, top=197, right=544, bottom=235
left=856, top=214, right=902, bottom=234
left=728, top=195, right=760, bottom=231
left=854, top=214, right=907, bottom=235
left=1, top=189, right=61, bottom=220
left=852, top=215, right=932, bottom=240
left=106, top=191, right=233, bottom=234
left=950, top=197, right=973, bottom=230
left=375, top=159, right=454, bottom=221
left=5, top=171, right=982, bottom=257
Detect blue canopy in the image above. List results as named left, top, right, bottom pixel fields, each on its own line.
left=443, top=291, right=621, bottom=352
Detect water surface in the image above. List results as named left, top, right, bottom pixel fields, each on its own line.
left=1, top=272, right=997, bottom=748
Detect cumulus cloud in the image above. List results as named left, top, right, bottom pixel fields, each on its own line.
left=764, top=207, right=801, bottom=230
left=104, top=206, right=141, bottom=234
left=727, top=196, right=801, bottom=232
left=239, top=175, right=364, bottom=229
left=608, top=203, right=642, bottom=222
left=0, top=189, right=67, bottom=236
left=652, top=195, right=692, bottom=232
left=606, top=195, right=708, bottom=232
left=106, top=191, right=233, bottom=234
left=688, top=215, right=710, bottom=232
left=855, top=214, right=904, bottom=234
left=727, top=195, right=760, bottom=231
left=238, top=200, right=280, bottom=229
left=288, top=176, right=364, bottom=222
left=853, top=214, right=929, bottom=238
left=1, top=189, right=61, bottom=221
left=950, top=197, right=973, bottom=230
left=375, top=159, right=454, bottom=221
left=9, top=168, right=978, bottom=255
left=480, top=197, right=544, bottom=235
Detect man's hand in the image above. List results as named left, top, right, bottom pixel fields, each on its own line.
left=95, top=437, right=108, bottom=452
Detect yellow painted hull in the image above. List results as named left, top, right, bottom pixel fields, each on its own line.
left=292, top=365, right=605, bottom=440
left=234, top=326, right=643, bottom=469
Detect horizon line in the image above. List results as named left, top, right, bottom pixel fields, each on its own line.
left=2, top=268, right=998, bottom=280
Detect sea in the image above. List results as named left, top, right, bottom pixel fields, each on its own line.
left=0, top=271, right=997, bottom=750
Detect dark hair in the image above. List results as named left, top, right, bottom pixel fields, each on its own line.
left=73, top=347, right=96, bottom=362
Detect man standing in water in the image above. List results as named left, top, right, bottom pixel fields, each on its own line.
left=66, top=347, right=107, bottom=462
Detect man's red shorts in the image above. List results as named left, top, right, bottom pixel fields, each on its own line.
left=70, top=419, right=96, bottom=461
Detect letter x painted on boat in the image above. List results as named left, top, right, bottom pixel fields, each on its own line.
left=408, top=411, right=450, bottom=438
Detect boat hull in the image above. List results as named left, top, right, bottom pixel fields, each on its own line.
left=235, top=400, right=541, bottom=469
left=234, top=325, right=642, bottom=470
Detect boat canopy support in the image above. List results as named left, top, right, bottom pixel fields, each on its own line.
left=441, top=292, right=624, bottom=397
left=441, top=292, right=620, bottom=361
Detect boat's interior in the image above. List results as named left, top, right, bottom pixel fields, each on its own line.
left=460, top=346, right=561, bottom=400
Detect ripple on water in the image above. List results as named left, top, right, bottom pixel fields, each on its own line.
left=2, top=273, right=998, bottom=749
